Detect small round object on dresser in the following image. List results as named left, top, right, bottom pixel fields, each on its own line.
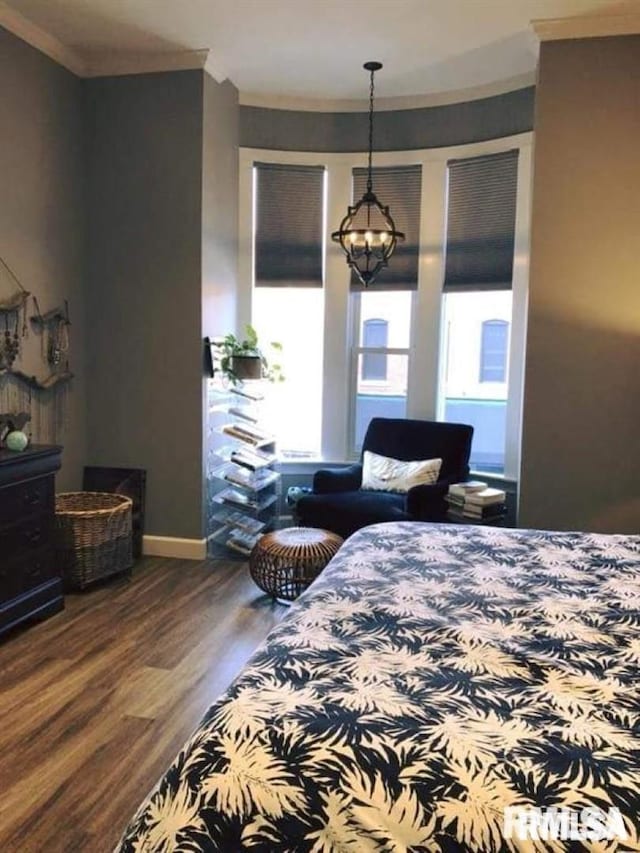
left=249, top=526, right=344, bottom=602
left=5, top=430, right=29, bottom=452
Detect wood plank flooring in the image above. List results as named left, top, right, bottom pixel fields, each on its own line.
left=0, top=556, right=287, bottom=853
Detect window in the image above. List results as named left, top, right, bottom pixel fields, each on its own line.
left=352, top=291, right=412, bottom=453
left=480, top=319, right=509, bottom=382
left=437, top=150, right=519, bottom=474
left=253, top=288, right=324, bottom=457
left=439, top=291, right=512, bottom=473
left=362, top=319, right=388, bottom=380
left=349, top=165, right=421, bottom=453
left=252, top=163, right=325, bottom=458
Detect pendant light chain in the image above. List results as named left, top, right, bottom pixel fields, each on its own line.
left=367, top=66, right=375, bottom=194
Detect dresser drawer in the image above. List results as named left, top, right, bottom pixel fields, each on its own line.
left=0, top=475, right=54, bottom=525
left=0, top=514, right=52, bottom=555
left=0, top=546, right=56, bottom=601
left=14, top=547, right=56, bottom=596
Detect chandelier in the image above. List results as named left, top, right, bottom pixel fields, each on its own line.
left=332, top=61, right=404, bottom=287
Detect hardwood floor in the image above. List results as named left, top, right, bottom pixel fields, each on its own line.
left=0, top=556, right=287, bottom=853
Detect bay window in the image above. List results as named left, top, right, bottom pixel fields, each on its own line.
left=239, top=136, right=531, bottom=477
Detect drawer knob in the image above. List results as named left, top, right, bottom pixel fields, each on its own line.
left=24, top=491, right=41, bottom=506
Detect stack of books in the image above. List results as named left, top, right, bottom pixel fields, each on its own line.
left=446, top=481, right=507, bottom=521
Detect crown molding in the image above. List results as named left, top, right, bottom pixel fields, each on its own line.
left=239, top=72, right=536, bottom=113
left=203, top=53, right=227, bottom=84
left=0, top=1, right=86, bottom=76
left=0, top=4, right=230, bottom=82
left=83, top=48, right=219, bottom=78
left=532, top=13, right=640, bottom=42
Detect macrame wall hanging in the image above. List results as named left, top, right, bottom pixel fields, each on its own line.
left=0, top=254, right=73, bottom=446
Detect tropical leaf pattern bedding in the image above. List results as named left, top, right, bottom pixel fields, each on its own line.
left=117, top=522, right=640, bottom=852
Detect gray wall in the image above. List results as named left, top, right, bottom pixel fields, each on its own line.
left=84, top=71, right=205, bottom=539
left=240, top=87, right=534, bottom=152
left=519, top=36, right=640, bottom=533
left=0, top=27, right=87, bottom=491
left=202, top=76, right=239, bottom=339
left=202, top=75, right=239, bottom=536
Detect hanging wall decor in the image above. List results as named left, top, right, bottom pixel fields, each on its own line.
left=31, top=297, right=73, bottom=384
left=0, top=255, right=73, bottom=446
left=0, top=254, right=29, bottom=370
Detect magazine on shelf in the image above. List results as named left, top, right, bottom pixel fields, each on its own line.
left=213, top=507, right=265, bottom=536
left=224, top=467, right=279, bottom=492
left=229, top=421, right=273, bottom=442
left=219, top=487, right=253, bottom=508
left=231, top=447, right=277, bottom=471
left=222, top=423, right=274, bottom=446
left=218, top=488, right=277, bottom=513
left=228, top=406, right=259, bottom=424
left=226, top=528, right=260, bottom=555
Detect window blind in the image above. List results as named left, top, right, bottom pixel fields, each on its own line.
left=254, top=162, right=324, bottom=288
left=350, top=164, right=422, bottom=292
left=443, top=150, right=519, bottom=292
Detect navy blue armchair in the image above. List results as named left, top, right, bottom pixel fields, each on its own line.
left=296, top=417, right=473, bottom=539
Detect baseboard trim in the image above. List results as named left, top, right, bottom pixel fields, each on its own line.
left=143, top=535, right=207, bottom=560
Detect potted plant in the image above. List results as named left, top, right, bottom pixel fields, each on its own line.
left=212, top=325, right=284, bottom=385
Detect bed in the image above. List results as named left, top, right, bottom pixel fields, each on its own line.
left=117, top=522, right=640, bottom=852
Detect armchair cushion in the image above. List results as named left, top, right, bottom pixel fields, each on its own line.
left=296, top=489, right=409, bottom=540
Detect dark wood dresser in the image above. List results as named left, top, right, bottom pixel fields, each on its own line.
left=0, top=445, right=63, bottom=637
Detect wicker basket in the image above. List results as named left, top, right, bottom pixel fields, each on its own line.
left=54, top=492, right=133, bottom=590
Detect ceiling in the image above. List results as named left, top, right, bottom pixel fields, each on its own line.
left=3, top=0, right=636, bottom=105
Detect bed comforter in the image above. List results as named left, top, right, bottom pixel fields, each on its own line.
left=117, top=522, right=640, bottom=852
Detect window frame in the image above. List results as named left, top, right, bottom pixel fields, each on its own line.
left=361, top=318, right=389, bottom=381
left=348, top=293, right=414, bottom=457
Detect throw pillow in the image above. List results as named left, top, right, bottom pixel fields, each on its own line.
left=361, top=451, right=442, bottom=493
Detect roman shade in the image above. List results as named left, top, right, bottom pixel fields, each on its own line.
left=443, top=149, right=519, bottom=292
left=350, top=165, right=422, bottom=291
left=254, top=162, right=324, bottom=288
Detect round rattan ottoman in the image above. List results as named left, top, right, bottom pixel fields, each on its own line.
left=249, top=527, right=344, bottom=602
